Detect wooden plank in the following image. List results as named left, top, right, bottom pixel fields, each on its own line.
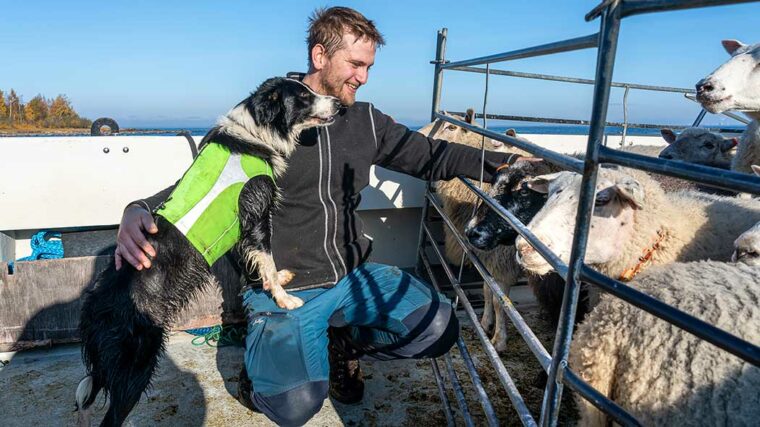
left=0, top=254, right=245, bottom=351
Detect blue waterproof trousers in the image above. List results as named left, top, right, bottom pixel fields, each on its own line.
left=242, top=263, right=459, bottom=426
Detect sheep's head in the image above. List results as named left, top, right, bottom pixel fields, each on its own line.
left=732, top=165, right=760, bottom=266
left=515, top=168, right=647, bottom=276
left=696, top=40, right=760, bottom=114
left=464, top=158, right=556, bottom=250
left=418, top=108, right=514, bottom=152
left=658, top=127, right=737, bottom=169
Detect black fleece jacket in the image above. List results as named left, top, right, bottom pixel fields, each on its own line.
left=135, top=102, right=519, bottom=290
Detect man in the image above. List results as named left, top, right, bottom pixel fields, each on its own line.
left=116, top=7, right=526, bottom=426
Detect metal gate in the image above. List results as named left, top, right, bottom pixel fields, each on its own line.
left=415, top=1, right=760, bottom=426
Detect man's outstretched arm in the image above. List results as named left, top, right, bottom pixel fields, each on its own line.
left=370, top=105, right=526, bottom=181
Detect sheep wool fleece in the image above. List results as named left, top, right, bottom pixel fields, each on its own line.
left=155, top=142, right=274, bottom=265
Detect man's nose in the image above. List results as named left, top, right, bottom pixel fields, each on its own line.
left=356, top=68, right=368, bottom=85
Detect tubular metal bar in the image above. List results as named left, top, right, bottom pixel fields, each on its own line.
left=581, top=266, right=760, bottom=365
left=456, top=178, right=569, bottom=283
left=441, top=34, right=599, bottom=70
left=449, top=66, right=694, bottom=94
left=443, top=353, right=476, bottom=427
left=448, top=111, right=714, bottom=132
left=691, top=109, right=708, bottom=127
left=419, top=231, right=539, bottom=427
left=427, top=192, right=554, bottom=369
left=619, top=0, right=759, bottom=19
left=418, top=225, right=500, bottom=427
left=598, top=145, right=760, bottom=195
left=433, top=112, right=584, bottom=173
left=430, top=358, right=457, bottom=427
left=563, top=369, right=642, bottom=427
left=456, top=338, right=500, bottom=427
left=431, top=28, right=448, bottom=122
left=541, top=4, right=623, bottom=427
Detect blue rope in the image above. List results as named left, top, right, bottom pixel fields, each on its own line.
left=8, top=231, right=63, bottom=273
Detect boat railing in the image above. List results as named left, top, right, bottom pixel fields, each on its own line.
left=416, top=1, right=760, bottom=426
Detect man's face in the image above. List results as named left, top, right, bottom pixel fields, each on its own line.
left=318, top=33, right=376, bottom=106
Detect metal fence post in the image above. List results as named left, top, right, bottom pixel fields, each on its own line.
left=539, top=2, right=622, bottom=426
left=431, top=28, right=448, bottom=122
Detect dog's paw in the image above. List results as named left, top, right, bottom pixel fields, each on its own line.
left=277, top=269, right=295, bottom=286
left=275, top=293, right=304, bottom=310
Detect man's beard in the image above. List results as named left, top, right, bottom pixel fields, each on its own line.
left=321, top=75, right=355, bottom=107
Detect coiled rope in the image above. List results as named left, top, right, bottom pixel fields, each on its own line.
left=184, top=324, right=247, bottom=348
left=8, top=231, right=63, bottom=273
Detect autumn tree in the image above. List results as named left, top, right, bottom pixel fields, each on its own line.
left=0, top=90, right=7, bottom=120
left=7, top=89, right=19, bottom=123
left=24, top=94, right=49, bottom=123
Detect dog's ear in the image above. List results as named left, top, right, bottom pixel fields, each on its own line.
left=251, top=79, right=283, bottom=126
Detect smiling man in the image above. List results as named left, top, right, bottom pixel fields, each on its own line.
left=116, top=7, right=526, bottom=425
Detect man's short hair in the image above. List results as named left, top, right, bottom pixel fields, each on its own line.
left=307, top=7, right=385, bottom=67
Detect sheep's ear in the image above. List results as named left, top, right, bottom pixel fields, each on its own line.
left=526, top=172, right=563, bottom=194
left=721, top=39, right=746, bottom=56
left=752, top=165, right=760, bottom=177
left=614, top=178, right=645, bottom=209
left=465, top=108, right=476, bottom=124
left=721, top=137, right=739, bottom=152
left=506, top=128, right=517, bottom=138
left=660, top=128, right=677, bottom=144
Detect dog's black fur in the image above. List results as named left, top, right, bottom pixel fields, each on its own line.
left=76, top=77, right=340, bottom=427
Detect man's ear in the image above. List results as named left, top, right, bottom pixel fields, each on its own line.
left=660, top=128, right=677, bottom=144
left=310, top=44, right=328, bottom=70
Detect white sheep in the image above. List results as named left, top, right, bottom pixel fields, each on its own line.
left=732, top=165, right=760, bottom=265
left=515, top=166, right=760, bottom=280
left=570, top=259, right=760, bottom=426
left=658, top=127, right=738, bottom=168
left=696, top=40, right=760, bottom=174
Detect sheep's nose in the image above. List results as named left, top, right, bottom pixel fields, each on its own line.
left=696, top=79, right=721, bottom=96
left=517, top=232, right=551, bottom=255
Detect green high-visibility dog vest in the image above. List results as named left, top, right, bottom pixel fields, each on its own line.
left=156, top=143, right=275, bottom=266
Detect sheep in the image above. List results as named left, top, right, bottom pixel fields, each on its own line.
left=570, top=259, right=760, bottom=427
left=696, top=40, right=760, bottom=174
left=658, top=127, right=738, bottom=169
left=515, top=166, right=760, bottom=281
left=418, top=110, right=530, bottom=352
left=732, top=165, right=760, bottom=265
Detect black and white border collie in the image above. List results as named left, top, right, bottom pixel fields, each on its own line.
left=75, top=77, right=341, bottom=426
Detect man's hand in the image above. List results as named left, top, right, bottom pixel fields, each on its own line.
left=115, top=204, right=158, bottom=271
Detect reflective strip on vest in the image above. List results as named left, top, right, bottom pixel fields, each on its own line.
left=156, top=143, right=274, bottom=265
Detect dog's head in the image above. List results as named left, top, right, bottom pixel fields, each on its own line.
left=220, top=77, right=342, bottom=158
left=248, top=77, right=341, bottom=141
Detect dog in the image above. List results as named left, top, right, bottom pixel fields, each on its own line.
left=75, top=77, right=341, bottom=427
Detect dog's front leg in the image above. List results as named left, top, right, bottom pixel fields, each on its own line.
left=239, top=178, right=303, bottom=310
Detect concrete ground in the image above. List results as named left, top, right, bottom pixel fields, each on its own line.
left=0, top=284, right=574, bottom=427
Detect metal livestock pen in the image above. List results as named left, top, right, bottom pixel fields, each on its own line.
left=414, top=1, right=760, bottom=426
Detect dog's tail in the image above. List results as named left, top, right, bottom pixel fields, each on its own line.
left=75, top=375, right=101, bottom=426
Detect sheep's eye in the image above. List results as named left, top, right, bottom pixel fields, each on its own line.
left=595, top=193, right=611, bottom=206
left=703, top=142, right=715, bottom=149
left=446, top=125, right=458, bottom=131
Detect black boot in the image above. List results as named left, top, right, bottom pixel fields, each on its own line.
left=327, top=327, right=365, bottom=405
left=236, top=365, right=261, bottom=413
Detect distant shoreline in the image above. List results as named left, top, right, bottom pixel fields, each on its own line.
left=0, top=128, right=185, bottom=137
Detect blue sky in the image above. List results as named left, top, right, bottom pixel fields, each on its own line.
left=1, top=1, right=758, bottom=128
